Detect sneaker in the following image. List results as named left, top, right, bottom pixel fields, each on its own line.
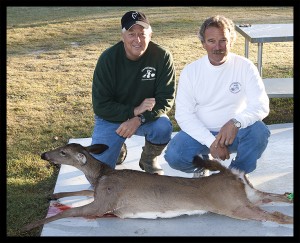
left=244, top=173, right=254, bottom=188
left=193, top=168, right=210, bottom=178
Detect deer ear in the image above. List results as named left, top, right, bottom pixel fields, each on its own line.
left=86, top=144, right=109, bottom=154
left=77, top=153, right=87, bottom=164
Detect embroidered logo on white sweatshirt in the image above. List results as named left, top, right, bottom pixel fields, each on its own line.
left=229, top=82, right=241, bottom=93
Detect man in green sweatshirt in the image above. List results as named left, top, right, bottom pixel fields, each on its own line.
left=91, top=11, right=176, bottom=175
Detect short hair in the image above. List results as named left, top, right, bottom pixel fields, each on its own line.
left=198, top=15, right=236, bottom=46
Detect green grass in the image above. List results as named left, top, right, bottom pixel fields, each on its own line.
left=6, top=6, right=293, bottom=236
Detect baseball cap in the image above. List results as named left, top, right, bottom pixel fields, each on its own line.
left=121, top=11, right=150, bottom=30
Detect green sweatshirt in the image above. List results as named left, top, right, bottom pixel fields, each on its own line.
left=92, top=41, right=176, bottom=123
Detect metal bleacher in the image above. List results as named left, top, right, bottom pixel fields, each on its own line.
left=263, top=78, right=293, bottom=98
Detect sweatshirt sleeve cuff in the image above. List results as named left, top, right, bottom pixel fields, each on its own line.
left=205, top=135, right=216, bottom=149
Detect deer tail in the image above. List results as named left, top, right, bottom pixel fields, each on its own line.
left=192, top=155, right=227, bottom=172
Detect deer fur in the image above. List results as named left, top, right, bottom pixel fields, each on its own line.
left=22, top=143, right=293, bottom=232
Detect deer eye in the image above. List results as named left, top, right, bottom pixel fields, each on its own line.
left=60, top=151, right=66, bottom=156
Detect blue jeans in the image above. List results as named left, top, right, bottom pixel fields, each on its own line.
left=91, top=115, right=173, bottom=168
left=164, top=121, right=270, bottom=174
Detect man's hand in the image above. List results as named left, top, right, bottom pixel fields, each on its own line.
left=134, top=98, right=156, bottom=116
left=209, top=119, right=239, bottom=160
left=210, top=140, right=230, bottom=160
left=214, top=120, right=238, bottom=148
left=116, top=117, right=141, bottom=138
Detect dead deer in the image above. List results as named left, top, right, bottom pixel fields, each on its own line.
left=22, top=143, right=293, bottom=232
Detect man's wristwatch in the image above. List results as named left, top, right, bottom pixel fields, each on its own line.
left=138, top=114, right=146, bottom=125
left=231, top=118, right=241, bottom=129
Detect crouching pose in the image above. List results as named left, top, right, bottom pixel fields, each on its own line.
left=164, top=15, right=270, bottom=177
left=91, top=11, right=176, bottom=175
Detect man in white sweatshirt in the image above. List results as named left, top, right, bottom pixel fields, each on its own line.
left=164, top=15, right=270, bottom=176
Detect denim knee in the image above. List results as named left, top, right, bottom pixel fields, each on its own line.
left=164, top=139, right=196, bottom=173
left=259, top=121, right=270, bottom=139
left=164, top=145, right=179, bottom=169
left=145, top=117, right=173, bottom=144
left=229, top=121, right=270, bottom=173
left=248, top=121, right=270, bottom=146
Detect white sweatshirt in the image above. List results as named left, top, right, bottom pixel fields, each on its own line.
left=175, top=52, right=270, bottom=148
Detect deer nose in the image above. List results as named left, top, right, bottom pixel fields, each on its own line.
left=41, top=152, right=47, bottom=160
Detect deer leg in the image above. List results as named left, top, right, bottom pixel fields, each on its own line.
left=246, top=189, right=293, bottom=205
left=22, top=201, right=110, bottom=232
left=229, top=205, right=293, bottom=224
left=258, top=191, right=293, bottom=204
left=50, top=190, right=94, bottom=200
